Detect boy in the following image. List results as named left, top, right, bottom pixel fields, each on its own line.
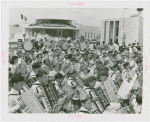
left=29, top=62, right=41, bottom=79
left=31, top=70, right=48, bottom=108
left=8, top=74, right=26, bottom=113
left=98, top=72, right=121, bottom=112
left=122, top=62, right=132, bottom=83
left=25, top=58, right=32, bottom=74
left=54, top=73, right=69, bottom=96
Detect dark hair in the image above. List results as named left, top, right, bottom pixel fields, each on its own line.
left=108, top=51, right=113, bottom=55
left=9, top=56, right=18, bottom=65
left=25, top=58, right=32, bottom=63
left=43, top=59, right=50, bottom=64
left=36, top=53, right=42, bottom=58
left=122, top=99, right=129, bottom=106
left=36, top=70, right=47, bottom=78
left=100, top=66, right=109, bottom=72
left=55, top=73, right=64, bottom=80
left=136, top=95, right=142, bottom=104
left=43, top=51, right=48, bottom=55
left=11, top=74, right=24, bottom=85
left=76, top=49, right=79, bottom=52
left=111, top=63, right=118, bottom=69
left=85, top=76, right=97, bottom=87
left=96, top=60, right=102, bottom=65
left=100, top=71, right=108, bottom=77
left=135, top=59, right=142, bottom=64
left=123, top=62, right=130, bottom=68
left=32, top=62, right=41, bottom=69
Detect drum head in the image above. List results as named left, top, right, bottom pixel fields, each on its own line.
left=24, top=41, right=33, bottom=51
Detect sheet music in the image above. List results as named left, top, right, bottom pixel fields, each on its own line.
left=117, top=80, right=131, bottom=99
left=103, top=80, right=117, bottom=102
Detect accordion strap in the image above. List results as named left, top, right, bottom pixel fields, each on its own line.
left=8, top=94, right=19, bottom=96
left=34, top=83, right=44, bottom=93
left=79, top=110, right=90, bottom=114
left=123, top=70, right=127, bottom=75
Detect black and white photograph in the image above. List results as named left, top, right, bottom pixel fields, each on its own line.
left=8, top=7, right=144, bottom=114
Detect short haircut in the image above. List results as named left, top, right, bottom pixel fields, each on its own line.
left=9, top=56, right=18, bottom=65
left=85, top=76, right=97, bottom=87
left=123, top=62, right=130, bottom=68
left=108, top=51, right=113, bottom=55
left=36, top=53, right=42, bottom=58
left=43, top=59, right=49, bottom=64
left=96, top=60, right=103, bottom=65
left=36, top=70, right=47, bottom=78
left=100, top=66, right=109, bottom=72
left=11, top=74, right=24, bottom=85
left=32, top=62, right=41, bottom=69
left=100, top=71, right=108, bottom=77
left=43, top=51, right=48, bottom=55
left=111, top=63, right=118, bottom=69
left=55, top=73, right=64, bottom=80
left=136, top=95, right=142, bottom=104
left=25, top=58, right=32, bottom=63
left=135, top=59, right=142, bottom=64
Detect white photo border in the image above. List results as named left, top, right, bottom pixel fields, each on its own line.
left=1, top=1, right=149, bottom=121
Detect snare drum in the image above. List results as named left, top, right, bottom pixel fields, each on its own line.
left=24, top=41, right=33, bottom=51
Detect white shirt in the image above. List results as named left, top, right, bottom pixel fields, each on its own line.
left=29, top=71, right=36, bottom=79
left=31, top=80, right=42, bottom=95
left=8, top=88, right=20, bottom=112
left=114, top=44, right=119, bottom=52
left=78, top=106, right=90, bottom=114
left=9, top=64, right=18, bottom=74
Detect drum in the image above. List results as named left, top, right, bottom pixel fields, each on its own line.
left=24, top=41, right=33, bottom=51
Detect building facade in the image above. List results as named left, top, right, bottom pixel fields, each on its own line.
left=77, top=24, right=100, bottom=40
left=9, top=19, right=100, bottom=42
left=101, top=16, right=143, bottom=46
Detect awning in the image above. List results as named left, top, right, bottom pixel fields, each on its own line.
left=25, top=26, right=79, bottom=30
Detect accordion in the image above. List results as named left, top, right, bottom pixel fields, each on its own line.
left=72, top=77, right=84, bottom=89
left=36, top=82, right=60, bottom=113
left=61, top=84, right=75, bottom=95
left=89, top=87, right=110, bottom=113
left=90, top=109, right=101, bottom=114
left=13, top=89, right=45, bottom=113
left=101, top=80, right=117, bottom=102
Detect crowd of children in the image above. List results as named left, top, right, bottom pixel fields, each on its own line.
left=8, top=37, right=143, bottom=114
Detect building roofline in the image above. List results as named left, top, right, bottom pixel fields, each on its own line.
left=102, top=16, right=141, bottom=22
left=26, top=26, right=79, bottom=30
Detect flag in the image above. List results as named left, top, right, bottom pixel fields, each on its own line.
left=21, top=14, right=23, bottom=19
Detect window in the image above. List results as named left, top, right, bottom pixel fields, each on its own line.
left=91, top=32, right=92, bottom=38
left=85, top=32, right=86, bottom=38
left=94, top=33, right=95, bottom=38
left=88, top=32, right=90, bottom=38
